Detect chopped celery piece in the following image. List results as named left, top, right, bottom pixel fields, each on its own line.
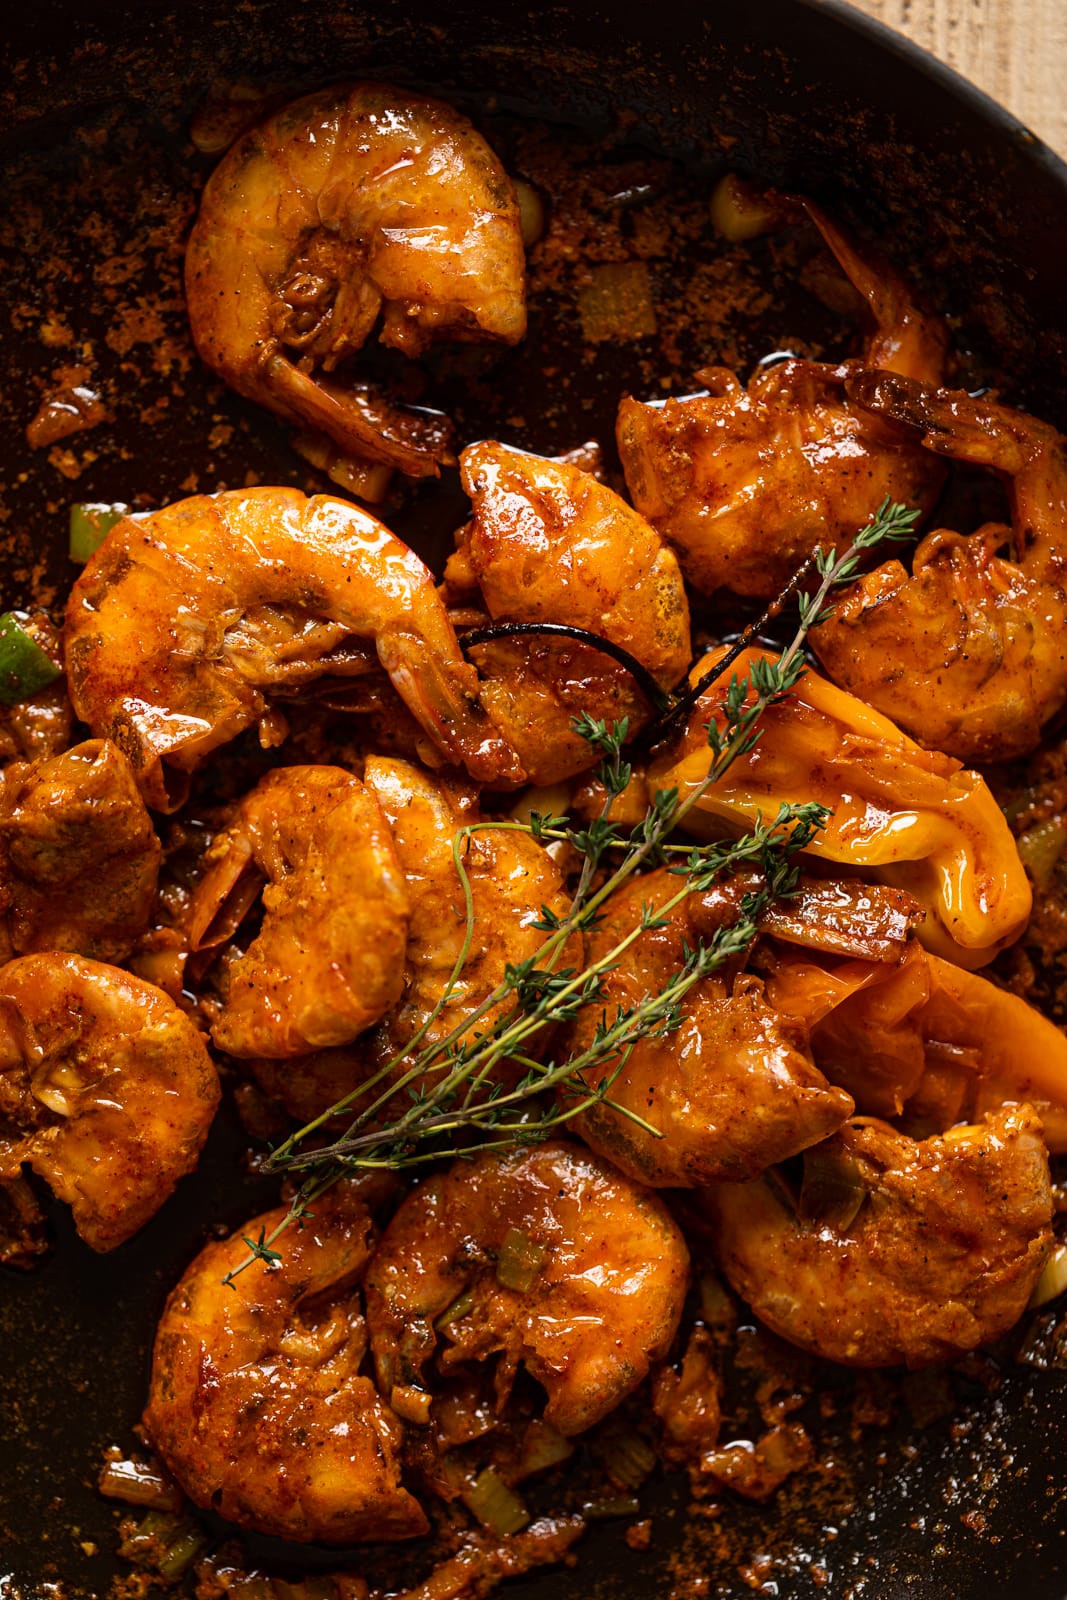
left=68, top=500, right=128, bottom=563
left=462, top=1467, right=530, bottom=1535
left=496, top=1227, right=547, bottom=1292
left=0, top=613, right=62, bottom=706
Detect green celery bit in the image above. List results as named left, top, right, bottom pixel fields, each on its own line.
left=0, top=613, right=62, bottom=707
left=68, top=500, right=128, bottom=563
left=462, top=1467, right=530, bottom=1535
left=496, top=1227, right=547, bottom=1292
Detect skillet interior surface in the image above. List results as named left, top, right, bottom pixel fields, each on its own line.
left=2, top=2, right=1067, bottom=1595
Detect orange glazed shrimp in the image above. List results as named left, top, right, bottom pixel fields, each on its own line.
left=144, top=1181, right=428, bottom=1544
left=247, top=755, right=578, bottom=1119
left=560, top=868, right=855, bottom=1187
left=0, top=954, right=218, bottom=1250
left=0, top=738, right=159, bottom=963
left=186, top=765, right=409, bottom=1058
left=185, top=83, right=526, bottom=481
left=64, top=487, right=520, bottom=810
left=704, top=1104, right=1053, bottom=1368
left=812, top=373, right=1067, bottom=761
left=650, top=646, right=1031, bottom=968
left=616, top=196, right=948, bottom=599
left=443, top=442, right=692, bottom=784
left=365, top=1142, right=689, bottom=1437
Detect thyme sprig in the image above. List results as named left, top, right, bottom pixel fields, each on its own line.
left=221, top=499, right=916, bottom=1284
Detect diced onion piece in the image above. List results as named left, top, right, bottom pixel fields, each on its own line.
left=710, top=173, right=777, bottom=242
left=435, top=1287, right=474, bottom=1329
left=509, top=783, right=572, bottom=829
left=591, top=1422, right=657, bottom=1489
left=391, top=1382, right=433, bottom=1425
left=157, top=1525, right=209, bottom=1581
left=496, top=1227, right=548, bottom=1292
left=97, top=1454, right=184, bottom=1512
left=1029, top=1242, right=1067, bottom=1308
left=68, top=501, right=128, bottom=563
left=576, top=262, right=657, bottom=343
left=272, top=1579, right=340, bottom=1600
left=1016, top=817, right=1067, bottom=890
left=514, top=178, right=545, bottom=248
left=581, top=1495, right=641, bottom=1519
left=515, top=1420, right=574, bottom=1480
left=0, top=613, right=62, bottom=707
left=290, top=430, right=393, bottom=504
left=462, top=1467, right=530, bottom=1535
left=698, top=1271, right=736, bottom=1330
left=119, top=1509, right=207, bottom=1580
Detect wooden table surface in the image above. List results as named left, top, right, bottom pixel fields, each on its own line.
left=845, top=0, right=1067, bottom=161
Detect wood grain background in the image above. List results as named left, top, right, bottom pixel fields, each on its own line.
left=846, top=0, right=1067, bottom=160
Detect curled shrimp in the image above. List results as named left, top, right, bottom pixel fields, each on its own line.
left=650, top=646, right=1032, bottom=968
left=763, top=938, right=1067, bottom=1151
left=560, top=867, right=855, bottom=1186
left=616, top=195, right=948, bottom=599
left=144, top=1180, right=428, bottom=1544
left=185, top=83, right=526, bottom=482
left=187, top=765, right=409, bottom=1058
left=703, top=1104, right=1053, bottom=1367
left=0, top=739, right=160, bottom=964
left=365, top=1142, right=689, bottom=1436
left=64, top=487, right=520, bottom=810
left=443, top=442, right=692, bottom=783
left=0, top=953, right=218, bottom=1251
left=812, top=374, right=1067, bottom=761
left=248, top=755, right=578, bottom=1120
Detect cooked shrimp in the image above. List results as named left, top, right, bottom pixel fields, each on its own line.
left=365, top=1142, right=689, bottom=1436
left=763, top=938, right=1067, bottom=1152
left=64, top=487, right=520, bottom=810
left=0, top=953, right=218, bottom=1251
left=247, top=755, right=578, bottom=1118
left=812, top=374, right=1067, bottom=760
left=185, top=83, right=526, bottom=480
left=144, top=1180, right=428, bottom=1544
left=650, top=646, right=1032, bottom=968
left=363, top=754, right=578, bottom=1072
left=704, top=1104, right=1053, bottom=1367
left=0, top=739, right=160, bottom=963
left=187, top=765, right=409, bottom=1058
left=616, top=197, right=948, bottom=599
left=443, top=442, right=692, bottom=783
left=560, top=868, right=854, bottom=1186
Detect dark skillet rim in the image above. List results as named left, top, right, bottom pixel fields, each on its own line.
left=802, top=0, right=1067, bottom=186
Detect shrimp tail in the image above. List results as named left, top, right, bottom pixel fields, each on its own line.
left=376, top=629, right=526, bottom=785
left=847, top=370, right=1033, bottom=471
left=265, top=354, right=456, bottom=476
left=799, top=202, right=949, bottom=382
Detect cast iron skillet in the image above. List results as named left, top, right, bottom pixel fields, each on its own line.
left=2, top=2, right=1067, bottom=1596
